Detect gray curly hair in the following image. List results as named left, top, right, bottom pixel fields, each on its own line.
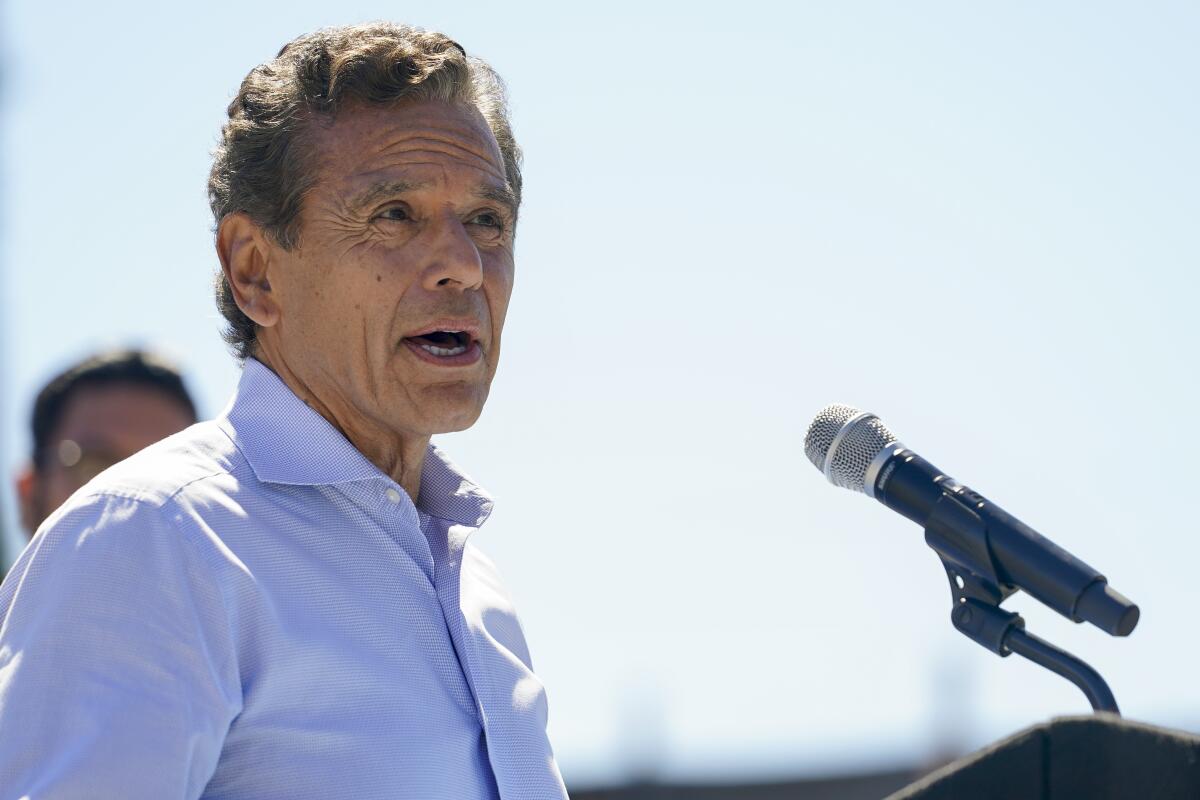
left=208, top=22, right=522, bottom=360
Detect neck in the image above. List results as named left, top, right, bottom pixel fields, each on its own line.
left=252, top=347, right=428, bottom=504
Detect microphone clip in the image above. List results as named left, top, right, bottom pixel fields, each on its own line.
left=923, top=491, right=1121, bottom=714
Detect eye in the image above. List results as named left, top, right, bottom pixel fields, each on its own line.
left=467, top=210, right=507, bottom=237
left=375, top=205, right=412, bottom=223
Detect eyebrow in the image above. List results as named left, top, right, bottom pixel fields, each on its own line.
left=345, top=180, right=431, bottom=215
left=345, top=179, right=519, bottom=217
left=474, top=184, right=519, bottom=217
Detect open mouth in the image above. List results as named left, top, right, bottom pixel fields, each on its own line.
left=403, top=330, right=474, bottom=358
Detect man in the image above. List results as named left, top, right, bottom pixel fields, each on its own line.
left=13, top=348, right=198, bottom=537
left=0, top=23, right=567, bottom=799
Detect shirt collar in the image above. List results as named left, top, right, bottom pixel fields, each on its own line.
left=219, top=359, right=493, bottom=527
left=419, top=444, right=495, bottom=528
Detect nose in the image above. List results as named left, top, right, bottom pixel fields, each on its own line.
left=420, top=211, right=484, bottom=291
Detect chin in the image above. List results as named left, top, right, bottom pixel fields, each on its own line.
left=423, top=407, right=484, bottom=434
left=416, top=385, right=489, bottom=434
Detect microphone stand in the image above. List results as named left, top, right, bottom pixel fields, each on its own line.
left=924, top=493, right=1120, bottom=714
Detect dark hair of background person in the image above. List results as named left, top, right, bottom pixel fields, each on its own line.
left=208, top=21, right=523, bottom=362
left=31, top=349, right=198, bottom=470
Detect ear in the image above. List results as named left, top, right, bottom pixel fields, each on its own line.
left=14, top=464, right=40, bottom=538
left=217, top=212, right=282, bottom=329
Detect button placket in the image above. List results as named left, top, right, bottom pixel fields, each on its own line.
left=354, top=481, right=429, bottom=581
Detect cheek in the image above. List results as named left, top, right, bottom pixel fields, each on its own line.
left=486, top=261, right=516, bottom=325
left=289, top=252, right=392, bottom=342
left=42, top=470, right=82, bottom=508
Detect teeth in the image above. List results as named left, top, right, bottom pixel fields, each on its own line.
left=420, top=343, right=468, bottom=357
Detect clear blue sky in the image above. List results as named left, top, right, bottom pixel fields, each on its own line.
left=3, top=0, right=1198, bottom=786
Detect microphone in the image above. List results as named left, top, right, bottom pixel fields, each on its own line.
left=804, top=404, right=1139, bottom=637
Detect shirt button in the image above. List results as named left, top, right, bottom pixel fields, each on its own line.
left=386, top=488, right=402, bottom=504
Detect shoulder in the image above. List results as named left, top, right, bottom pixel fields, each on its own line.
left=70, top=420, right=245, bottom=509
left=22, top=422, right=255, bottom=577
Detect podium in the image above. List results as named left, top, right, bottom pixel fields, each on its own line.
left=889, top=715, right=1200, bottom=799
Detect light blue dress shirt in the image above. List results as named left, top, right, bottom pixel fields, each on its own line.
left=0, top=359, right=568, bottom=799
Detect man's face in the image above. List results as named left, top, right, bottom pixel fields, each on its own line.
left=16, top=384, right=195, bottom=534
left=261, top=100, right=517, bottom=440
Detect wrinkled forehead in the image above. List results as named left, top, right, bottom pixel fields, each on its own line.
left=307, top=99, right=508, bottom=190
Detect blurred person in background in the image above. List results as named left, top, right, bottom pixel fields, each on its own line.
left=13, top=348, right=198, bottom=537
left=0, top=22, right=567, bottom=800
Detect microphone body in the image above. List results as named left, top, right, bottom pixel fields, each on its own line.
left=806, top=405, right=1138, bottom=637
left=874, top=448, right=1137, bottom=636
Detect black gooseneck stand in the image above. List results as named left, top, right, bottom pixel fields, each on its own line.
left=924, top=493, right=1120, bottom=714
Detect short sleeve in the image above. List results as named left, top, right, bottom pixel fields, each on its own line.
left=0, top=491, right=242, bottom=798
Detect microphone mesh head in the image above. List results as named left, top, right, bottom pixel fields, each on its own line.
left=804, top=404, right=900, bottom=493
left=803, top=404, right=860, bottom=471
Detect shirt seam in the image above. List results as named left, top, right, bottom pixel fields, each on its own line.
left=71, top=467, right=233, bottom=510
